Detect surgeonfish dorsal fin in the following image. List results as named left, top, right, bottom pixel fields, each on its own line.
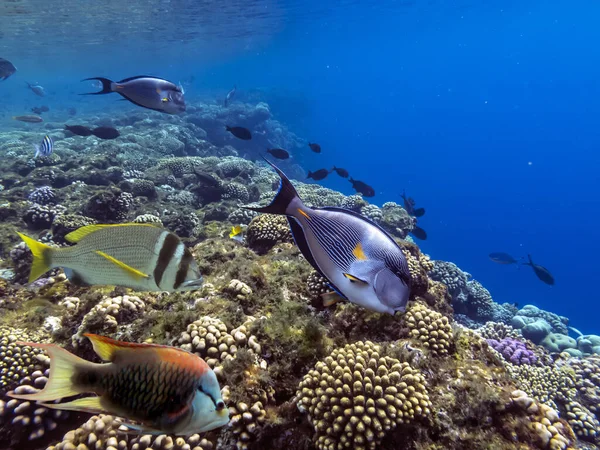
left=94, top=250, right=150, bottom=280
left=65, top=223, right=160, bottom=243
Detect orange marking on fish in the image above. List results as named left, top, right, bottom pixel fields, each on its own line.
left=352, top=242, right=368, bottom=261
left=297, top=208, right=310, bottom=219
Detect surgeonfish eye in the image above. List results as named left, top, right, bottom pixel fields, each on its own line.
left=162, top=97, right=170, bottom=103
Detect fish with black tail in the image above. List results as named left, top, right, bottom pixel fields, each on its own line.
left=65, top=125, right=93, bottom=136
left=8, top=334, right=229, bottom=435
left=81, top=76, right=186, bottom=114
left=27, top=82, right=45, bottom=97
left=331, top=166, right=349, bottom=178
left=489, top=252, right=522, bottom=265
left=224, top=85, right=236, bottom=107
left=17, top=223, right=204, bottom=292
left=226, top=125, right=252, bottom=140
left=34, top=135, right=53, bottom=158
left=0, top=57, right=16, bottom=80
left=92, top=126, right=120, bottom=140
left=307, top=168, right=330, bottom=181
left=349, top=178, right=375, bottom=197
left=266, top=148, right=290, bottom=160
left=523, top=254, right=554, bottom=285
left=308, top=142, right=321, bottom=153
left=245, top=158, right=412, bottom=314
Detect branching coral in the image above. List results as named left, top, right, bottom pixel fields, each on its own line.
left=403, top=302, right=452, bottom=356
left=245, top=214, right=292, bottom=254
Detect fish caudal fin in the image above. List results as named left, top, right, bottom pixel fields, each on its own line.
left=17, top=232, right=53, bottom=282
left=244, top=157, right=301, bottom=215
left=80, top=77, right=114, bottom=95
left=33, top=144, right=40, bottom=159
left=7, top=342, right=91, bottom=401
left=523, top=254, right=533, bottom=266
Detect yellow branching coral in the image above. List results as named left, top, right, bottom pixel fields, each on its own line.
left=297, top=340, right=431, bottom=450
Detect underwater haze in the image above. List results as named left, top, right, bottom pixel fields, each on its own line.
left=1, top=0, right=600, bottom=448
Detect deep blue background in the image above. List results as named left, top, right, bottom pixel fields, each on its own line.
left=2, top=0, right=598, bottom=333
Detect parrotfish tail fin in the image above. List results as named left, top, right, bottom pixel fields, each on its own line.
left=244, top=157, right=301, bottom=215
left=307, top=171, right=313, bottom=179
left=7, top=342, right=91, bottom=401
left=80, top=77, right=114, bottom=95
left=17, top=232, right=52, bottom=282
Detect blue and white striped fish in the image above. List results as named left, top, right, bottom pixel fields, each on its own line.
left=34, top=135, right=53, bottom=158
left=246, top=159, right=412, bottom=315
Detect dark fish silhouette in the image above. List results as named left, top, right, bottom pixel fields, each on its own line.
left=0, top=58, right=17, bottom=81
left=411, top=226, right=427, bottom=240
left=266, top=148, right=289, bottom=160
left=489, top=252, right=522, bottom=265
left=307, top=169, right=330, bottom=181
left=349, top=178, right=375, bottom=197
left=331, top=167, right=349, bottom=178
left=308, top=142, right=321, bottom=153
left=81, top=76, right=186, bottom=114
left=226, top=126, right=252, bottom=140
left=92, top=126, right=120, bottom=140
left=523, top=254, right=554, bottom=285
left=193, top=168, right=221, bottom=187
left=65, top=125, right=93, bottom=137
left=401, top=190, right=425, bottom=217
left=224, top=85, right=236, bottom=107
left=31, top=106, right=49, bottom=115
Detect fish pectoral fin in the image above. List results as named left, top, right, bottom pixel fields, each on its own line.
left=321, top=291, right=344, bottom=307
left=40, top=396, right=105, bottom=415
left=118, top=421, right=164, bottom=435
left=343, top=273, right=369, bottom=284
left=94, top=250, right=149, bottom=280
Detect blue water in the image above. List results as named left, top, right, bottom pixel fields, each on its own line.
left=1, top=0, right=598, bottom=332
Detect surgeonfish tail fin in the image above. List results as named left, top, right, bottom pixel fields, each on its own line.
left=7, top=342, right=91, bottom=401
left=80, top=77, right=114, bottom=95
left=244, top=157, right=301, bottom=215
left=17, top=232, right=53, bottom=282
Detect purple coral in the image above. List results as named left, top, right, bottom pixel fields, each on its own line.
left=486, top=337, right=538, bottom=365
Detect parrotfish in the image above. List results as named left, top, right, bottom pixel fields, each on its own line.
left=308, top=142, right=321, bottom=153
left=226, top=126, right=252, bottom=140
left=349, top=177, right=375, bottom=197
left=8, top=334, right=229, bottom=435
left=307, top=169, right=330, bottom=181
left=246, top=159, right=412, bottom=314
left=266, top=148, right=290, bottom=160
left=331, top=167, right=349, bottom=178
left=17, top=223, right=203, bottom=292
left=0, top=57, right=17, bottom=81
left=81, top=76, right=186, bottom=114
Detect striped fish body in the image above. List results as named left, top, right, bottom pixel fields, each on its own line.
left=34, top=135, right=53, bottom=158
left=248, top=160, right=412, bottom=315
left=19, top=224, right=203, bottom=292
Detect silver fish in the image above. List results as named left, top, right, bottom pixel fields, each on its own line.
left=224, top=85, right=236, bottom=107
left=27, top=82, right=45, bottom=97
left=81, top=76, right=186, bottom=114
left=246, top=159, right=412, bottom=314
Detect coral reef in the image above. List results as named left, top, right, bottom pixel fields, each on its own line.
left=487, top=337, right=538, bottom=365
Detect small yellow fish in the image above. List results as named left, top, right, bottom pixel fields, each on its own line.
left=229, top=225, right=244, bottom=243
left=8, top=334, right=229, bottom=435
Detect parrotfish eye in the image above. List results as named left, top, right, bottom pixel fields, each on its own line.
left=216, top=400, right=225, bottom=410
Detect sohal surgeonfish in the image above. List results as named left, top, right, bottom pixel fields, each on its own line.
left=17, top=223, right=203, bottom=292
left=523, top=254, right=555, bottom=285
left=246, top=159, right=412, bottom=314
left=81, top=76, right=186, bottom=114
left=8, top=334, right=229, bottom=435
